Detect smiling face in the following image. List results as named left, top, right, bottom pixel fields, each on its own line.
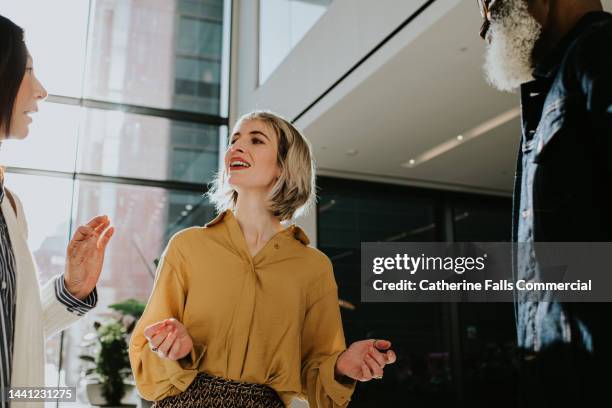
left=224, top=118, right=282, bottom=194
left=7, top=54, right=47, bottom=139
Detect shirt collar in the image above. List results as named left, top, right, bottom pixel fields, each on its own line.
left=204, top=210, right=227, bottom=228
left=204, top=209, right=311, bottom=245
left=533, top=11, right=612, bottom=80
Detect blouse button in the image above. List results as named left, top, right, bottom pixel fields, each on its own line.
left=274, top=243, right=280, bottom=250
left=1, top=281, right=6, bottom=290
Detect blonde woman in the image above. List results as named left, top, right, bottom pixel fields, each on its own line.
left=129, top=111, right=396, bottom=407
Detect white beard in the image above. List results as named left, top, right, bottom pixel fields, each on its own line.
left=483, top=0, right=543, bottom=92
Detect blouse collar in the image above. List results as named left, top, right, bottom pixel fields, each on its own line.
left=204, top=209, right=310, bottom=246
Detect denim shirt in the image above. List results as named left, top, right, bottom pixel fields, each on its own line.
left=513, top=12, right=612, bottom=354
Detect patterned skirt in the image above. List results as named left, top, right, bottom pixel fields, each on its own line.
left=152, top=372, right=285, bottom=408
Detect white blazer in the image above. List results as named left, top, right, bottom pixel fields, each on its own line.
left=3, top=190, right=86, bottom=407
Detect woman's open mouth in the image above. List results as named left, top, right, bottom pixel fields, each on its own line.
left=229, top=160, right=251, bottom=171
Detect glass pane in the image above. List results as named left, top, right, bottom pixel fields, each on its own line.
left=0, top=102, right=80, bottom=173
left=174, top=57, right=221, bottom=113
left=2, top=172, right=74, bottom=391
left=2, top=173, right=73, bottom=285
left=177, top=17, right=222, bottom=56
left=259, top=0, right=332, bottom=84
left=178, top=0, right=223, bottom=19
left=76, top=108, right=222, bottom=184
left=317, top=177, right=453, bottom=406
left=61, top=180, right=216, bottom=405
left=84, top=0, right=226, bottom=115
left=452, top=195, right=517, bottom=407
left=0, top=0, right=89, bottom=97
left=453, top=196, right=512, bottom=242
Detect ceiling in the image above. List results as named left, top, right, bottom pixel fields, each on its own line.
left=300, top=0, right=612, bottom=196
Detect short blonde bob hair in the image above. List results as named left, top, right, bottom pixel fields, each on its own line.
left=207, top=110, right=316, bottom=221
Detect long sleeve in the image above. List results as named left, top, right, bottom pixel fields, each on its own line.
left=41, top=275, right=93, bottom=338
left=300, top=287, right=356, bottom=408
left=54, top=274, right=97, bottom=315
left=129, top=241, right=207, bottom=402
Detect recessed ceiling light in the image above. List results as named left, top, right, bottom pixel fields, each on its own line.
left=401, top=107, right=520, bottom=168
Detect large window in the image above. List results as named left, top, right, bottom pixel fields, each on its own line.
left=452, top=195, right=517, bottom=408
left=317, top=177, right=454, bottom=407
left=317, top=177, right=515, bottom=407
left=0, top=1, right=230, bottom=406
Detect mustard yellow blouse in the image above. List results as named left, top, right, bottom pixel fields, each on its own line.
left=129, top=210, right=356, bottom=407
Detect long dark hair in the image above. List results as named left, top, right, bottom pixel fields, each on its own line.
left=0, top=14, right=27, bottom=139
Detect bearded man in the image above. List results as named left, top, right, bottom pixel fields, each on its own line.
left=479, top=0, right=612, bottom=406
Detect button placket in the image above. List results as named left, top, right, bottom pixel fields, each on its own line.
left=227, top=259, right=258, bottom=378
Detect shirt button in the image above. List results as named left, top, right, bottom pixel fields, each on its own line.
left=522, top=209, right=531, bottom=219
left=274, top=243, right=280, bottom=250
left=1, top=281, right=6, bottom=289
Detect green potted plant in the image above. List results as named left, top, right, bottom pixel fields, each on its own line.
left=80, top=299, right=146, bottom=406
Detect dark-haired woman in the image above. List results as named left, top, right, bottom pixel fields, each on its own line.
left=0, top=14, right=114, bottom=407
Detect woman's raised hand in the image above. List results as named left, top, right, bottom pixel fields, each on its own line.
left=64, top=215, right=114, bottom=300
left=143, top=318, right=193, bottom=361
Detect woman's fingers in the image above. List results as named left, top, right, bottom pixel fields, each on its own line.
left=71, top=226, right=95, bottom=243
left=157, top=329, right=177, bottom=357
left=93, top=219, right=110, bottom=234
left=144, top=321, right=169, bottom=339
left=373, top=339, right=396, bottom=364
left=165, top=318, right=178, bottom=328
left=87, top=215, right=109, bottom=229
left=373, top=339, right=392, bottom=351
left=143, top=319, right=189, bottom=360
left=361, top=363, right=372, bottom=381
left=147, top=326, right=168, bottom=347
left=98, top=226, right=114, bottom=250
left=164, top=318, right=185, bottom=334
left=150, top=330, right=169, bottom=349
left=68, top=236, right=97, bottom=262
left=364, top=354, right=384, bottom=378
left=69, top=216, right=110, bottom=247
left=167, top=335, right=184, bottom=360
left=368, top=346, right=388, bottom=368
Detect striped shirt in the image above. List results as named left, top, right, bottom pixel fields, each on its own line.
left=0, top=186, right=97, bottom=406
